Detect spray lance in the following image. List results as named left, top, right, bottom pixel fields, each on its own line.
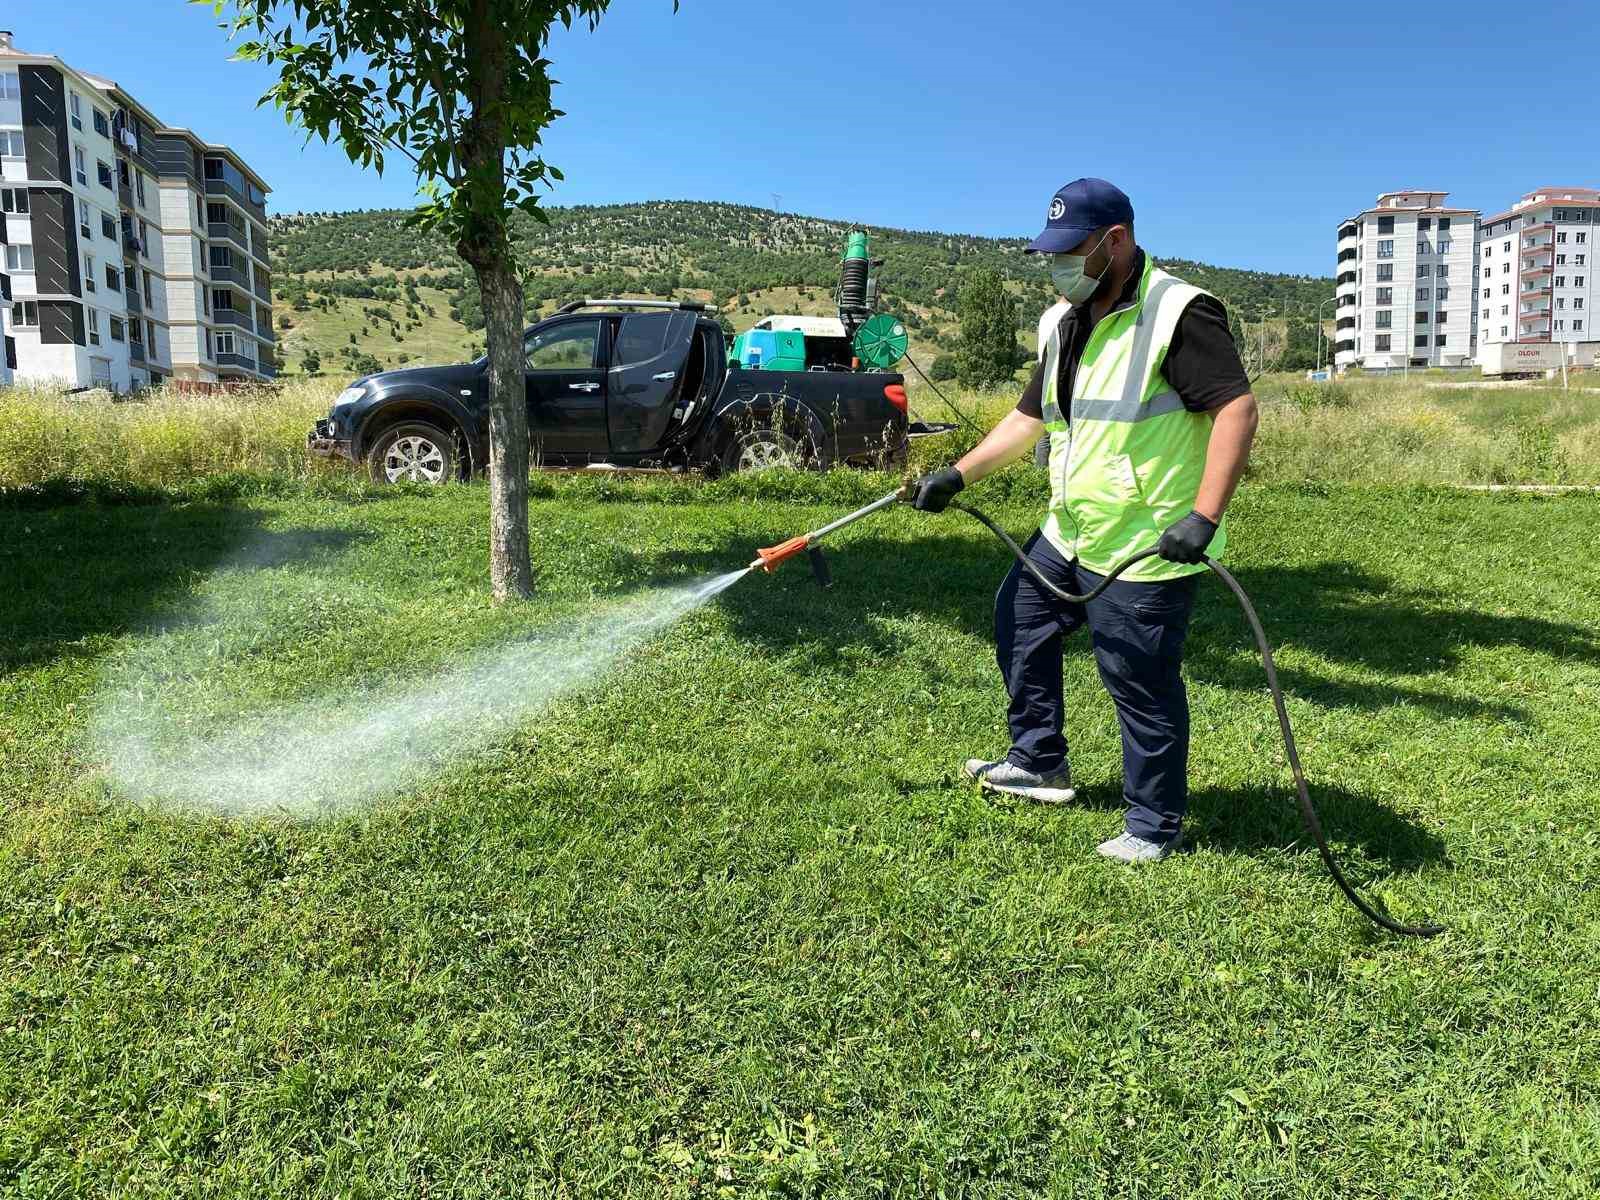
left=749, top=483, right=1445, bottom=939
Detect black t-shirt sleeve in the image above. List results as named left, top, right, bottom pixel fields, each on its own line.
left=1164, top=295, right=1252, bottom=412
left=1016, top=358, right=1046, bottom=419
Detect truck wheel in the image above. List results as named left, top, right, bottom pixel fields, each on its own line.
left=723, top=427, right=809, bottom=473
left=366, top=421, right=458, bottom=485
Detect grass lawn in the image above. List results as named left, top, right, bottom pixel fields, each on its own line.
left=3, top=475, right=1599, bottom=1196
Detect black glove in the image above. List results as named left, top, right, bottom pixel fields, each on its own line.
left=909, top=466, right=965, bottom=513
left=1157, top=510, right=1218, bottom=564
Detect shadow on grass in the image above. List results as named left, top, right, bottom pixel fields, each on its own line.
left=1184, top=782, right=1448, bottom=872
left=630, top=527, right=1598, bottom=724
left=0, top=503, right=369, bottom=675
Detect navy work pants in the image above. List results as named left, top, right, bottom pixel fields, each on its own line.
left=994, top=531, right=1199, bottom=842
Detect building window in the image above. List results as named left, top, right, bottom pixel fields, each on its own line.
left=1437, top=264, right=1448, bottom=278
left=135, top=171, right=146, bottom=208
left=1436, top=335, right=1447, bottom=347
left=1555, top=320, right=1565, bottom=332
left=0, top=187, right=27, bottom=214
left=1378, top=216, right=1395, bottom=234
left=1377, top=240, right=1394, bottom=258
left=1577, top=233, right=1588, bottom=245
left=1503, top=241, right=1511, bottom=252
left=1555, top=276, right=1566, bottom=287
left=1377, top=263, right=1393, bottom=282
left=1439, top=217, right=1452, bottom=231
left=1577, top=254, right=1587, bottom=266
left=1502, top=284, right=1510, bottom=295
left=1576, top=320, right=1585, bottom=332
left=204, top=329, right=213, bottom=358
left=101, top=212, right=116, bottom=242
left=1415, top=334, right=1428, bottom=349
left=0, top=71, right=21, bottom=102
left=1576, top=298, right=1586, bottom=311
left=109, top=316, right=125, bottom=342
left=11, top=300, right=40, bottom=328
left=1416, top=311, right=1429, bottom=325
left=1437, top=311, right=1448, bottom=324
left=105, top=265, right=119, bottom=292
left=1501, top=306, right=1508, bottom=316
left=3, top=244, right=34, bottom=272
left=1576, top=276, right=1586, bottom=288
left=1501, top=326, right=1508, bottom=337
left=1439, top=238, right=1452, bottom=253
left=93, top=109, right=110, bottom=138
left=97, top=160, right=113, bottom=190
left=212, top=288, right=233, bottom=311
left=1483, top=288, right=1492, bottom=300
left=1376, top=287, right=1392, bottom=304
left=86, top=307, right=101, bottom=345
left=1375, top=334, right=1391, bottom=351
left=1418, top=217, right=1432, bottom=231
left=1417, top=240, right=1430, bottom=255
left=1438, top=287, right=1449, bottom=301
left=143, top=270, right=154, bottom=306
left=84, top=255, right=97, bottom=291
left=69, top=91, right=83, bottom=130
left=1375, top=310, right=1392, bottom=328
left=216, top=330, right=235, bottom=355
left=2, top=130, right=28, bottom=159
left=1417, top=287, right=1431, bottom=303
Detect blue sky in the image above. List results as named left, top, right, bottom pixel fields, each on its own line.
left=9, top=1, right=1595, bottom=275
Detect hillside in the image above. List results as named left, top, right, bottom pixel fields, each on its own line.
left=267, top=201, right=1334, bottom=379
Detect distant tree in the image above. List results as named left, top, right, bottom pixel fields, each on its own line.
left=211, top=0, right=668, bottom=602
left=929, top=353, right=958, bottom=382
left=955, top=268, right=1020, bottom=388
left=301, top=348, right=322, bottom=374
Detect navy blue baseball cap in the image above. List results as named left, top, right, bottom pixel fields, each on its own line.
left=1026, top=178, right=1135, bottom=254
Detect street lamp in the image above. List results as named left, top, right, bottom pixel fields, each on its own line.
left=1316, top=293, right=1337, bottom=373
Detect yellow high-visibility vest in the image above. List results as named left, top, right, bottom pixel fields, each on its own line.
left=1039, top=256, right=1224, bottom=581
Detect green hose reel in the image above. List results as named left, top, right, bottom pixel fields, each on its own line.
left=852, top=313, right=908, bottom=370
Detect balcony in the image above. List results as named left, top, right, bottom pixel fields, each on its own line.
left=118, top=180, right=134, bottom=209
left=215, top=350, right=260, bottom=373
left=204, top=174, right=267, bottom=221
left=250, top=228, right=268, bottom=263
left=1335, top=317, right=1355, bottom=332
left=209, top=264, right=250, bottom=288
left=208, top=221, right=250, bottom=252
left=1337, top=248, right=1357, bottom=264
left=1520, top=264, right=1552, bottom=278
left=212, top=308, right=255, bottom=334
left=1337, top=271, right=1357, bottom=288
left=1338, top=223, right=1358, bottom=242
left=125, top=285, right=142, bottom=315
left=253, top=273, right=271, bottom=302
left=129, top=339, right=146, bottom=364
left=256, top=319, right=276, bottom=344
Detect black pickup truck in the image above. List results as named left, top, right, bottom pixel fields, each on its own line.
left=307, top=300, right=910, bottom=483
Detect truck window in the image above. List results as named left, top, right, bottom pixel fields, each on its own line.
left=525, top=320, right=599, bottom=370
left=611, top=313, right=674, bottom=366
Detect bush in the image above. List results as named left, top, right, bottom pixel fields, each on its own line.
left=928, top=354, right=958, bottom=382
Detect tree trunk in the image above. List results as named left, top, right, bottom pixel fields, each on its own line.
left=458, top=0, right=533, bottom=602
left=478, top=256, right=534, bottom=601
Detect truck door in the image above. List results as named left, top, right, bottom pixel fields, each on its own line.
left=605, top=311, right=698, bottom=454
left=523, top=318, right=606, bottom=459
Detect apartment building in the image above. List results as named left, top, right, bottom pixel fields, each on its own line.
left=1334, top=190, right=1480, bottom=371
left=0, top=29, right=273, bottom=390
left=1475, top=187, right=1600, bottom=362
left=1, top=181, right=13, bottom=385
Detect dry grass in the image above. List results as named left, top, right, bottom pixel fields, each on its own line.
left=0, top=379, right=338, bottom=490
left=3, top=371, right=1598, bottom=494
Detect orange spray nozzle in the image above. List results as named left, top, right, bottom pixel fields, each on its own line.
left=750, top=535, right=811, bottom=572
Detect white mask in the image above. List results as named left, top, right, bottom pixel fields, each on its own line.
left=1050, top=231, right=1112, bottom=304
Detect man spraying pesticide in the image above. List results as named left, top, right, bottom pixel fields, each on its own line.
left=749, top=178, right=1442, bottom=938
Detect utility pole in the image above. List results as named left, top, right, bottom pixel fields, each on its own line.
left=771, top=192, right=783, bottom=213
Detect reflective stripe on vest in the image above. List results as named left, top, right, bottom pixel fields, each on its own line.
left=1039, top=257, right=1227, bottom=582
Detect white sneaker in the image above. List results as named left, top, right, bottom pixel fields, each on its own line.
left=963, top=758, right=1076, bottom=805
left=1096, top=831, right=1182, bottom=863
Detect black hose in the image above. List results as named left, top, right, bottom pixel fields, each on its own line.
left=901, top=350, right=989, bottom=439
left=949, top=499, right=1445, bottom=939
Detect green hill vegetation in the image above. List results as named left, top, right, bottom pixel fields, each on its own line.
left=268, top=201, right=1336, bottom=379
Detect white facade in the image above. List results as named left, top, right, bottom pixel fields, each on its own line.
left=1334, top=191, right=1480, bottom=371
left=0, top=30, right=271, bottom=391
left=1475, top=188, right=1600, bottom=366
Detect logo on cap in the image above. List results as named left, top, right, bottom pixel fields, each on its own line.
left=1048, top=197, right=1066, bottom=221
